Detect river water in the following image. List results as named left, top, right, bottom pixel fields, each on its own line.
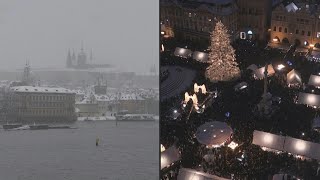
left=0, top=121, right=159, bottom=180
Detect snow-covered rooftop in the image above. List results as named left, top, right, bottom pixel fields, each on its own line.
left=10, top=86, right=75, bottom=94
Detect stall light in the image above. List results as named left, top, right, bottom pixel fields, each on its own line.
left=277, top=64, right=285, bottom=70
left=273, top=38, right=278, bottom=42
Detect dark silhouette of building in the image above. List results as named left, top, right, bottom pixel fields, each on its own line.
left=66, top=44, right=111, bottom=69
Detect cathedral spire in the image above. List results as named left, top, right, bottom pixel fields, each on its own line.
left=90, top=48, right=93, bottom=61
left=81, top=41, right=84, bottom=52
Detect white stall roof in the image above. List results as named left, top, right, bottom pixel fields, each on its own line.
left=284, top=137, right=320, bottom=160
left=252, top=130, right=320, bottom=160
left=252, top=130, right=285, bottom=151
left=253, top=65, right=275, bottom=79
left=196, top=121, right=233, bottom=147
left=174, top=47, right=193, bottom=59
left=297, top=92, right=320, bottom=107
left=177, top=168, right=230, bottom=180
left=287, top=69, right=302, bottom=85
left=193, top=51, right=208, bottom=62
left=308, top=74, right=320, bottom=87
left=161, top=145, right=180, bottom=169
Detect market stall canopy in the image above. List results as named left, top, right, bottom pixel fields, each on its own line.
left=308, top=74, right=320, bottom=87
left=193, top=51, right=208, bottom=62
left=177, top=168, right=230, bottom=180
left=253, top=65, right=275, bottom=79
left=174, top=47, right=192, bottom=58
left=252, top=130, right=320, bottom=160
left=196, top=121, right=233, bottom=147
left=252, top=130, right=285, bottom=151
left=246, top=64, right=258, bottom=71
left=161, top=145, right=180, bottom=169
left=287, top=69, right=302, bottom=85
left=297, top=92, right=320, bottom=107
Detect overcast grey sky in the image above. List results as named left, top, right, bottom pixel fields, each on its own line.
left=0, top=0, right=158, bottom=73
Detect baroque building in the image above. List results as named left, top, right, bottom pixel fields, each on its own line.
left=7, top=86, right=76, bottom=122
left=160, top=0, right=239, bottom=45
left=270, top=1, right=320, bottom=48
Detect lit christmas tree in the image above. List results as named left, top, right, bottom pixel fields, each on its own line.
left=205, top=20, right=240, bottom=82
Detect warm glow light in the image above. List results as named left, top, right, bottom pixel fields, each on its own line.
left=307, top=95, right=316, bottom=104
left=314, top=76, right=320, bottom=83
left=273, top=38, right=278, bottom=42
left=161, top=44, right=164, bottom=52
left=189, top=175, right=200, bottom=180
left=161, top=144, right=166, bottom=152
left=161, top=156, right=168, bottom=169
left=228, top=141, right=239, bottom=150
left=277, top=64, right=285, bottom=70
left=263, top=134, right=273, bottom=144
left=179, top=48, right=186, bottom=54
left=310, top=44, right=314, bottom=48
left=295, top=141, right=306, bottom=151
left=161, top=31, right=165, bottom=35
left=198, top=53, right=204, bottom=59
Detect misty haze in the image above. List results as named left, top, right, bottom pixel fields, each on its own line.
left=0, top=0, right=159, bottom=179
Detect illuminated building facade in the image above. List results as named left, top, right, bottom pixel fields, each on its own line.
left=160, top=0, right=239, bottom=45
left=270, top=2, right=320, bottom=48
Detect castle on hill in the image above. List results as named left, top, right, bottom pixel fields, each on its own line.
left=66, top=45, right=111, bottom=69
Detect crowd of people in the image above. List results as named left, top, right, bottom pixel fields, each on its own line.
left=160, top=38, right=320, bottom=179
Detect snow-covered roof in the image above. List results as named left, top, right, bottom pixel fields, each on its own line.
left=119, top=93, right=144, bottom=100
left=10, top=86, right=74, bottom=94
left=253, top=130, right=320, bottom=160
left=285, top=2, right=298, bottom=12
left=161, top=145, right=180, bottom=169
left=95, top=94, right=117, bottom=101
left=177, top=168, right=230, bottom=180
left=196, top=121, right=233, bottom=147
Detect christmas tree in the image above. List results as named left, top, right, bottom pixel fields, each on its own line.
left=205, top=20, right=240, bottom=82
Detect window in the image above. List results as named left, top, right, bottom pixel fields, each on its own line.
left=308, top=31, right=311, bottom=36
left=284, top=28, right=287, bottom=33
left=296, top=29, right=299, bottom=34
left=302, top=30, right=305, bottom=35
left=274, top=26, right=276, bottom=31
left=279, top=27, right=282, bottom=32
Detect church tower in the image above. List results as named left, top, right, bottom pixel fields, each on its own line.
left=77, top=42, right=87, bottom=68
left=66, top=49, right=72, bottom=68
left=72, top=49, right=76, bottom=67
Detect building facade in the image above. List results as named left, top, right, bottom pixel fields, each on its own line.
left=7, top=86, right=76, bottom=122
left=270, top=2, right=320, bottom=48
left=160, top=0, right=239, bottom=45
left=236, top=0, right=274, bottom=41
